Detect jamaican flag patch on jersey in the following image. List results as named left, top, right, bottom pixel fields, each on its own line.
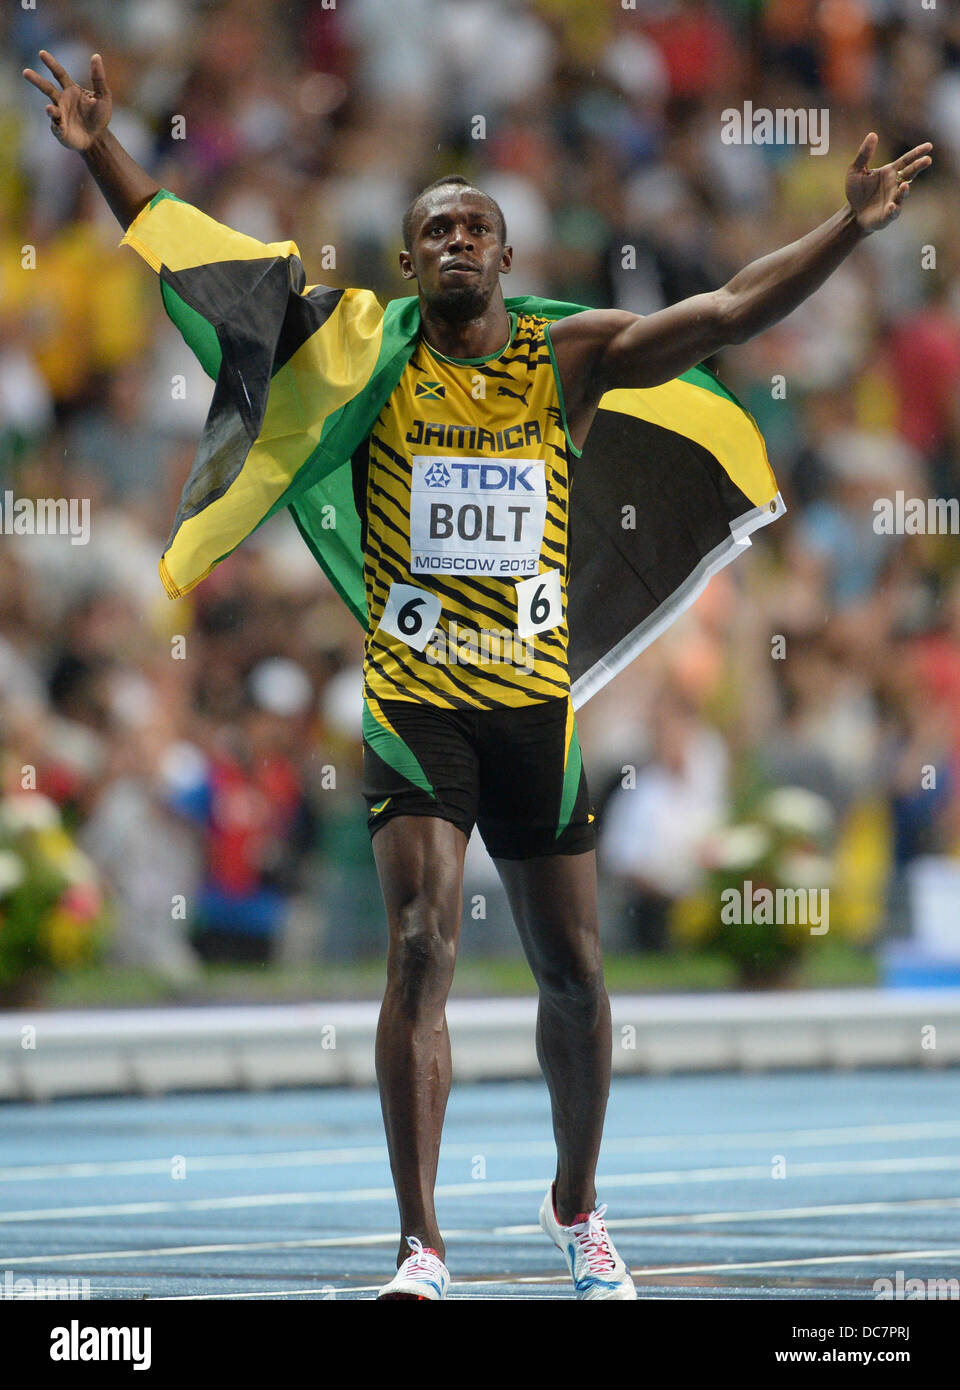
left=121, top=189, right=785, bottom=707
left=414, top=379, right=446, bottom=399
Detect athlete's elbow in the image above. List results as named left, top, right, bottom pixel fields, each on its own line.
left=714, top=287, right=750, bottom=346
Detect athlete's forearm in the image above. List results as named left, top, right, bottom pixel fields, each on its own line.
left=81, top=130, right=160, bottom=230
left=720, top=204, right=864, bottom=344
left=589, top=203, right=868, bottom=392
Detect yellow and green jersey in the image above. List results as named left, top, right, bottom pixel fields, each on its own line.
left=118, top=190, right=784, bottom=713
left=356, top=311, right=580, bottom=709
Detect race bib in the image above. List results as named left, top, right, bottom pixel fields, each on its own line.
left=516, top=568, right=562, bottom=638
left=409, top=455, right=547, bottom=577
left=375, top=582, right=442, bottom=653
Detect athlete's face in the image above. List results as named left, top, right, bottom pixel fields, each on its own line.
left=400, top=191, right=512, bottom=318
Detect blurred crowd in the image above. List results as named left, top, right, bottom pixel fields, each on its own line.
left=2, top=0, right=960, bottom=978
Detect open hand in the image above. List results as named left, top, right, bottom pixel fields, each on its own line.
left=22, top=49, right=112, bottom=152
left=845, top=132, right=933, bottom=235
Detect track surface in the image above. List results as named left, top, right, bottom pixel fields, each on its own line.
left=1, top=1069, right=958, bottom=1299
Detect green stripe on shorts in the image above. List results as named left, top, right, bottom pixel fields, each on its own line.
left=555, top=714, right=583, bottom=840
left=362, top=698, right=436, bottom=797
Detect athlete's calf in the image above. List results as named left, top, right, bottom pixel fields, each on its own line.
left=496, top=850, right=612, bottom=1226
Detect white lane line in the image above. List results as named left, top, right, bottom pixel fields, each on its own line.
left=2, top=1153, right=960, bottom=1225
left=630, top=1248, right=960, bottom=1279
left=498, top=1195, right=960, bottom=1235
left=0, top=1149, right=390, bottom=1182
left=3, top=1120, right=960, bottom=1183
left=0, top=1230, right=478, bottom=1267
left=157, top=1246, right=960, bottom=1296
left=0, top=1286, right=149, bottom=1297
left=3, top=1197, right=960, bottom=1270
left=157, top=1284, right=558, bottom=1299
left=451, top=1249, right=960, bottom=1286
left=156, top=1289, right=378, bottom=1300
left=157, top=1285, right=563, bottom=1299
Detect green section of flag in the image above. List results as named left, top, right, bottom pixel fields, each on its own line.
left=160, top=281, right=222, bottom=381
left=289, top=464, right=367, bottom=625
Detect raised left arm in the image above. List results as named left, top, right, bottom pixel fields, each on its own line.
left=564, top=133, right=932, bottom=396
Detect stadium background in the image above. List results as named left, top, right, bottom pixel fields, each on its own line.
left=2, top=0, right=960, bottom=1005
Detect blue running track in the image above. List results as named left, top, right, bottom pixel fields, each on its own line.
left=1, top=1069, right=958, bottom=1300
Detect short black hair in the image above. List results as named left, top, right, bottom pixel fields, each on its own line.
left=402, top=174, right=507, bottom=251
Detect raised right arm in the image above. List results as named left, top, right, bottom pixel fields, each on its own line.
left=22, top=49, right=159, bottom=229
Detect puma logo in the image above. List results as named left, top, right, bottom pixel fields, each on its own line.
left=497, top=383, right=531, bottom=407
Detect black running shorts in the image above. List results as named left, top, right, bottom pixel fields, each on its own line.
left=360, top=693, right=596, bottom=859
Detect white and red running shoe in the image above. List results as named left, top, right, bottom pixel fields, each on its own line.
left=539, top=1182, right=638, bottom=1299
left=377, top=1236, right=451, bottom=1300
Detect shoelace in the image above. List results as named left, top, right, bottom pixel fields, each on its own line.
left=568, top=1203, right=617, bottom=1275
left=402, top=1235, right=443, bottom=1278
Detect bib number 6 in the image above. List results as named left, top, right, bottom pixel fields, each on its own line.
left=516, top=568, right=562, bottom=639
left=376, top=582, right=442, bottom=653
left=398, top=596, right=426, bottom=635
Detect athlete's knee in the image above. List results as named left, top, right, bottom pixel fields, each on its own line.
left=534, top=953, right=606, bottom=1012
left=387, top=895, right=457, bottom=1002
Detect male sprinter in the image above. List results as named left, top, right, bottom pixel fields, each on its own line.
left=25, top=50, right=932, bottom=1300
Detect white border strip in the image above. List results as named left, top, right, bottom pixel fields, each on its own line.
left=2, top=983, right=959, bottom=1100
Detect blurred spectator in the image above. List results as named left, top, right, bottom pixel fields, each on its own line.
left=886, top=278, right=960, bottom=495
left=78, top=727, right=204, bottom=984
left=600, top=681, right=729, bottom=951
left=167, top=659, right=319, bottom=963
left=792, top=425, right=919, bottom=610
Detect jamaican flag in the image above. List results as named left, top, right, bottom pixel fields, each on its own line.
left=121, top=190, right=784, bottom=707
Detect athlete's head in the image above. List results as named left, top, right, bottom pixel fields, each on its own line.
left=400, top=175, right=512, bottom=320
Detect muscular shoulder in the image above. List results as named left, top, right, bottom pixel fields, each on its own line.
left=546, top=309, right=641, bottom=413
left=546, top=308, right=640, bottom=354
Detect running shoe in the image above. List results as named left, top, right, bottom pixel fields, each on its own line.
left=539, top=1182, right=637, bottom=1299
left=377, top=1236, right=451, bottom=1300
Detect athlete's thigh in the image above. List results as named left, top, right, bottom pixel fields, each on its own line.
left=372, top=814, right=469, bottom=943
left=493, top=849, right=602, bottom=975
left=363, top=697, right=478, bottom=940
